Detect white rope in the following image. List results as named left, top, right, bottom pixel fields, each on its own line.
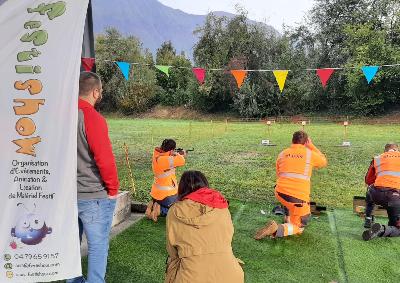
left=100, top=59, right=400, bottom=72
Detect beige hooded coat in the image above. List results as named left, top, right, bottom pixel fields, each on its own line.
left=165, top=199, right=244, bottom=283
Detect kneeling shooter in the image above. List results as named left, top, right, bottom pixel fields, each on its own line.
left=255, top=131, right=327, bottom=239
left=363, top=143, right=400, bottom=240
left=146, top=139, right=186, bottom=222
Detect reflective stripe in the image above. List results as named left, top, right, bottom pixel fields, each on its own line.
left=155, top=169, right=176, bottom=179
left=279, top=172, right=310, bottom=180
left=377, top=171, right=400, bottom=177
left=375, top=157, right=381, bottom=173
left=287, top=224, right=294, bottom=235
left=168, top=156, right=174, bottom=170
left=279, top=148, right=312, bottom=181
left=154, top=184, right=175, bottom=191
left=304, top=149, right=312, bottom=175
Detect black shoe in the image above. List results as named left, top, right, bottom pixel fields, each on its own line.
left=364, top=217, right=374, bottom=228
left=362, top=223, right=384, bottom=241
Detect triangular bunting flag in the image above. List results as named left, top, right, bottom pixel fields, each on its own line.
left=362, top=66, right=379, bottom=84
left=316, top=68, right=335, bottom=88
left=273, top=70, right=289, bottom=93
left=155, top=65, right=171, bottom=77
left=116, top=61, right=131, bottom=81
left=231, top=70, right=247, bottom=89
left=192, top=68, right=206, bottom=84
left=81, top=57, right=95, bottom=72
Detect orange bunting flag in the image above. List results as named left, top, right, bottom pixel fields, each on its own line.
left=231, top=70, right=248, bottom=89
left=273, top=70, right=289, bottom=93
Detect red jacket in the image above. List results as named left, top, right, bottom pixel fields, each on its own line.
left=365, top=159, right=375, bottom=186
left=78, top=99, right=119, bottom=197
left=183, top=187, right=229, bottom=209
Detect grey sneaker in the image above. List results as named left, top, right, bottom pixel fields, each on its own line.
left=362, top=223, right=384, bottom=241
left=364, top=216, right=374, bottom=228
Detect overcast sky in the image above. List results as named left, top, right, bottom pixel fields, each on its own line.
left=158, top=0, right=315, bottom=31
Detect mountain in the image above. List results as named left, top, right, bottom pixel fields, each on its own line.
left=91, top=0, right=277, bottom=60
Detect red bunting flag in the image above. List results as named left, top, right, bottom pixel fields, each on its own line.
left=81, top=57, right=95, bottom=72
left=192, top=68, right=206, bottom=84
left=316, top=68, right=335, bottom=88
left=231, top=70, right=248, bottom=89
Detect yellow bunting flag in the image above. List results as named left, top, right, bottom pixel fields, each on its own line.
left=273, top=70, right=289, bottom=93
left=231, top=70, right=248, bottom=89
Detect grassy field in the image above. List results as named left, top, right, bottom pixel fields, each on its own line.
left=109, top=118, right=400, bottom=207
left=82, top=118, right=400, bottom=283
left=97, top=201, right=400, bottom=283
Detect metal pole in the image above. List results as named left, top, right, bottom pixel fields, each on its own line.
left=81, top=0, right=95, bottom=71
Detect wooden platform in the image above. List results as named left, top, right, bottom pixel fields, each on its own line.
left=353, top=196, right=387, bottom=217
left=112, top=191, right=132, bottom=227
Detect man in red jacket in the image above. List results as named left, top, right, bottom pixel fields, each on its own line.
left=67, top=72, right=120, bottom=283
left=362, top=143, right=400, bottom=240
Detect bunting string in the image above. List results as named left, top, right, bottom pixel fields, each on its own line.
left=84, top=58, right=400, bottom=93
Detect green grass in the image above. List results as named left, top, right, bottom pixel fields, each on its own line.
left=94, top=201, right=400, bottom=283
left=77, top=118, right=400, bottom=283
left=109, top=118, right=400, bottom=207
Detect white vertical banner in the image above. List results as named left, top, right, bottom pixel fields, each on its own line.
left=0, top=1, right=88, bottom=282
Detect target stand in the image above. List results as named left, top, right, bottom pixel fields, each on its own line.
left=336, top=121, right=351, bottom=147
left=261, top=120, right=277, bottom=146
left=261, top=139, right=277, bottom=146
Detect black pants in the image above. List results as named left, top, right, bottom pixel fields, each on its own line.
left=365, top=185, right=375, bottom=218
left=369, top=186, right=400, bottom=237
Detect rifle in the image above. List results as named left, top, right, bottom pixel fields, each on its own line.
left=175, top=148, right=194, bottom=155
left=310, top=202, right=326, bottom=215
left=272, top=202, right=327, bottom=216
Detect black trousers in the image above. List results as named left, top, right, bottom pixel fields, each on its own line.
left=369, top=186, right=400, bottom=237
left=365, top=185, right=375, bottom=218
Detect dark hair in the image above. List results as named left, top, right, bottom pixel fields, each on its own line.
left=292, top=131, right=308, bottom=145
left=385, top=143, right=398, bottom=152
left=79, top=71, right=101, bottom=96
left=178, top=171, right=209, bottom=200
left=161, top=139, right=176, bottom=152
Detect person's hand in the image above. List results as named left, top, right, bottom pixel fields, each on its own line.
left=178, top=150, right=187, bottom=157
left=108, top=194, right=118, bottom=200
left=305, top=138, right=313, bottom=147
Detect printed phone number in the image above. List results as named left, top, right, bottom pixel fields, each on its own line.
left=14, top=253, right=59, bottom=260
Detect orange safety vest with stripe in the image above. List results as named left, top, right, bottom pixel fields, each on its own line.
left=151, top=148, right=186, bottom=200
left=373, top=151, right=400, bottom=190
left=275, top=143, right=327, bottom=202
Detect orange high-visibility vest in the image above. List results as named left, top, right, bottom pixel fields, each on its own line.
left=275, top=143, right=327, bottom=201
left=151, top=148, right=185, bottom=200
left=373, top=151, right=400, bottom=190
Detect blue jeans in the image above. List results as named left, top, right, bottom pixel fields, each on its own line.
left=67, top=198, right=116, bottom=283
left=156, top=194, right=178, bottom=216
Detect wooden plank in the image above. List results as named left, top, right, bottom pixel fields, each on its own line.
left=353, top=196, right=387, bottom=217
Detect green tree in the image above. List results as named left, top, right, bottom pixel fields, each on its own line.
left=95, top=28, right=158, bottom=114
left=155, top=41, right=194, bottom=106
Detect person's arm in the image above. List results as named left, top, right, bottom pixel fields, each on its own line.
left=307, top=142, right=327, bottom=168
left=85, top=110, right=120, bottom=197
left=173, top=154, right=185, bottom=168
left=365, top=160, right=376, bottom=185
left=165, top=212, right=179, bottom=282
left=157, top=154, right=186, bottom=171
left=166, top=215, right=178, bottom=260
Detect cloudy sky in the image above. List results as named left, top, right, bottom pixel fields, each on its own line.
left=158, top=0, right=315, bottom=31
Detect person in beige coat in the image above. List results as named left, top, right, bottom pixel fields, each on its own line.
left=165, top=170, right=244, bottom=283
